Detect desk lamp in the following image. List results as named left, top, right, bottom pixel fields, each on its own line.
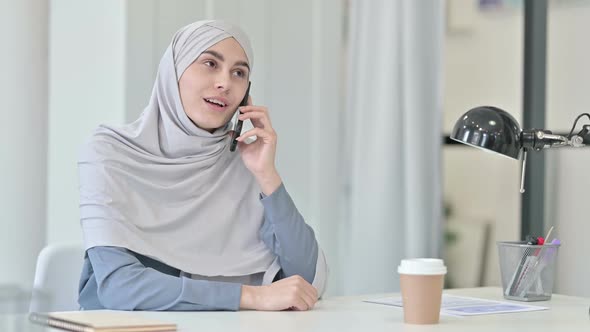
left=450, top=106, right=590, bottom=193
left=451, top=106, right=590, bottom=315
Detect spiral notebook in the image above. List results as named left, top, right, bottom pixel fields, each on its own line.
left=29, top=310, right=177, bottom=332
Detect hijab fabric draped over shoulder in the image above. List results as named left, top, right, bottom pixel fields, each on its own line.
left=78, top=20, right=276, bottom=276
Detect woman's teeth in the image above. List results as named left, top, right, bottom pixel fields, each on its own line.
left=204, top=98, right=226, bottom=107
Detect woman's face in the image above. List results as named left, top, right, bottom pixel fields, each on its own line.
left=178, top=37, right=250, bottom=133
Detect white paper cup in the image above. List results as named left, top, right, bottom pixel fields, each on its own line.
left=398, top=259, right=447, bottom=324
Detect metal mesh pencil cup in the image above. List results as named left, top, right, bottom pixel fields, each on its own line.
left=497, top=241, right=560, bottom=301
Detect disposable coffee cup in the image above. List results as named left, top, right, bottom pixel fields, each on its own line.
left=398, top=258, right=447, bottom=324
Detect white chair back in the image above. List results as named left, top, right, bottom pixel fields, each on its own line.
left=30, top=243, right=85, bottom=312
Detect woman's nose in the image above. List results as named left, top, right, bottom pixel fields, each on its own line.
left=215, top=73, right=231, bottom=91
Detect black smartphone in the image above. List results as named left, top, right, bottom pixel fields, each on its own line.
left=229, top=81, right=251, bottom=152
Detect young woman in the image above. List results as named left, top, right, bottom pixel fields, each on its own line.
left=77, top=20, right=327, bottom=311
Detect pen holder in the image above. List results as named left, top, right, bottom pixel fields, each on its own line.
left=497, top=241, right=560, bottom=301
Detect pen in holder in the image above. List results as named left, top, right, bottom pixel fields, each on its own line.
left=497, top=241, right=560, bottom=301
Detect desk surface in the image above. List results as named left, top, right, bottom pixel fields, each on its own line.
left=48, top=287, right=590, bottom=332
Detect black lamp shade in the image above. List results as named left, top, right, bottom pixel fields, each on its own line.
left=451, top=106, right=523, bottom=159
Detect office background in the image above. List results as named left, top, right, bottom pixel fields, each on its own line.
left=1, top=0, right=588, bottom=298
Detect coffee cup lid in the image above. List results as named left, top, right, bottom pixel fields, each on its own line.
left=398, top=258, right=447, bottom=275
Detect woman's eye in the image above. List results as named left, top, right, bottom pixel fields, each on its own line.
left=233, top=70, right=245, bottom=78
left=204, top=60, right=216, bottom=67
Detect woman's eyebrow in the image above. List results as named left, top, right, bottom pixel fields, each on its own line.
left=201, top=50, right=250, bottom=71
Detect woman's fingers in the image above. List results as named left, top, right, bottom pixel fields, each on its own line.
left=299, top=279, right=319, bottom=306
left=287, top=276, right=317, bottom=309
left=238, top=105, right=271, bottom=127
left=291, top=295, right=310, bottom=311
left=238, top=110, right=271, bottom=129
left=238, top=105, right=268, bottom=114
left=237, top=127, right=276, bottom=143
left=298, top=290, right=316, bottom=310
left=255, top=275, right=318, bottom=311
left=306, top=284, right=318, bottom=302
left=290, top=275, right=317, bottom=302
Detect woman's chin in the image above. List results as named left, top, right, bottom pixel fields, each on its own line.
left=185, top=114, right=228, bottom=133
left=201, top=121, right=230, bottom=133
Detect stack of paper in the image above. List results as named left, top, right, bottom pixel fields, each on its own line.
left=364, top=294, right=548, bottom=316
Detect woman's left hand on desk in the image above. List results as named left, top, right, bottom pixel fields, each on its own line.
left=240, top=275, right=318, bottom=311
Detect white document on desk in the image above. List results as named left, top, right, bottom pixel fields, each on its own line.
left=364, top=294, right=549, bottom=316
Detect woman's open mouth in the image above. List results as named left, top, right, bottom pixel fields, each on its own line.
left=203, top=98, right=228, bottom=112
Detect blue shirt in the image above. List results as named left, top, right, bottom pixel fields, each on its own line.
left=78, top=183, right=319, bottom=311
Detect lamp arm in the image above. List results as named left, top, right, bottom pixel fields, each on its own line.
left=537, top=132, right=569, bottom=148
left=517, top=130, right=568, bottom=194
left=521, top=130, right=587, bottom=150
left=521, top=130, right=563, bottom=150
left=570, top=124, right=590, bottom=147
left=520, top=114, right=590, bottom=150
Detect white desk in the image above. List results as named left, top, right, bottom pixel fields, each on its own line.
left=48, top=287, right=590, bottom=332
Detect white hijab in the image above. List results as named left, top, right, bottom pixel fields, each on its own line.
left=78, top=20, right=277, bottom=276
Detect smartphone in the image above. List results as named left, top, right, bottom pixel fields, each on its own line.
left=229, top=81, right=251, bottom=152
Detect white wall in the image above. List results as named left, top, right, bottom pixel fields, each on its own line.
left=444, top=4, right=523, bottom=286
left=47, top=0, right=127, bottom=244
left=0, top=0, right=48, bottom=288
left=546, top=2, right=590, bottom=297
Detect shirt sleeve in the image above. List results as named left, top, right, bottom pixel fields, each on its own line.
left=81, top=246, right=242, bottom=311
left=258, top=183, right=320, bottom=284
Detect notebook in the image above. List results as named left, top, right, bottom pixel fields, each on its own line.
left=29, top=310, right=177, bottom=332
